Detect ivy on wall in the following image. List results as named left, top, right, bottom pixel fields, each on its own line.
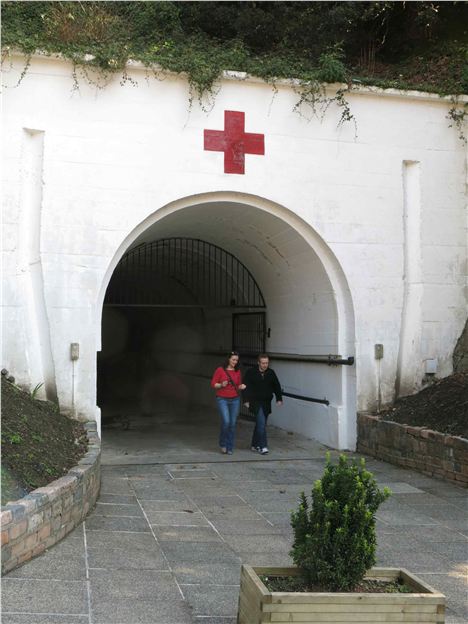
left=2, top=1, right=467, bottom=131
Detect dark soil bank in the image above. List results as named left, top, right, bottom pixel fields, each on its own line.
left=380, top=372, right=468, bottom=439
left=1, top=377, right=88, bottom=505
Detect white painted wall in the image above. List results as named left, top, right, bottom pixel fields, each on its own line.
left=2, top=53, right=467, bottom=450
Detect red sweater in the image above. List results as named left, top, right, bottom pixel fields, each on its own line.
left=211, top=367, right=242, bottom=398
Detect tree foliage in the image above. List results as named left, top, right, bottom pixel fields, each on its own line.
left=2, top=1, right=467, bottom=97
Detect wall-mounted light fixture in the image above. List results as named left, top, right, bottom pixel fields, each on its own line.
left=70, top=343, right=79, bottom=361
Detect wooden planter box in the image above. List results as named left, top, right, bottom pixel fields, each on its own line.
left=237, top=565, right=445, bottom=623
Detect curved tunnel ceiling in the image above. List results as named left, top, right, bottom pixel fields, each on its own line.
left=130, top=201, right=318, bottom=279
left=105, top=237, right=266, bottom=308
left=122, top=200, right=339, bottom=355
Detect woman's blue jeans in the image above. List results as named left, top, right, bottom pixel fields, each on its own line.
left=216, top=397, right=240, bottom=452
left=251, top=406, right=268, bottom=449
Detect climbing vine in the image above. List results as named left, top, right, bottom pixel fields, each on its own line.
left=447, top=97, right=468, bottom=143
left=2, top=1, right=467, bottom=132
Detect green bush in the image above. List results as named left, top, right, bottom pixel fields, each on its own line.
left=290, top=453, right=391, bottom=591
left=317, top=46, right=348, bottom=84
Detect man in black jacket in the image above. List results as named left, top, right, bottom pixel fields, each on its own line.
left=243, top=354, right=282, bottom=455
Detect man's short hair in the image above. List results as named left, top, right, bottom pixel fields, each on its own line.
left=257, top=353, right=269, bottom=361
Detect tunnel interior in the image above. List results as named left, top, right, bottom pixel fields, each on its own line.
left=98, top=201, right=349, bottom=446
left=98, top=238, right=266, bottom=416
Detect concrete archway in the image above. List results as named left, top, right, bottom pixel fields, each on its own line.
left=96, top=192, right=356, bottom=450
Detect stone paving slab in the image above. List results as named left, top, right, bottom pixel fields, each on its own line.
left=239, top=489, right=300, bottom=512
left=128, top=476, right=175, bottom=486
left=201, top=504, right=266, bottom=520
left=124, top=465, right=169, bottom=477
left=139, top=493, right=194, bottom=505
left=139, top=498, right=196, bottom=512
left=193, top=618, right=236, bottom=624
left=85, top=514, right=150, bottom=532
left=260, top=510, right=294, bottom=528
left=426, top=541, right=468, bottom=564
left=86, top=530, right=169, bottom=570
left=222, top=534, right=291, bottom=554
left=416, top=574, right=468, bottom=620
left=210, top=518, right=283, bottom=535
left=181, top=584, right=240, bottom=617
left=415, top=504, right=468, bottom=528
left=376, top=504, right=441, bottom=527
left=3, top=422, right=467, bottom=624
left=445, top=613, right=468, bottom=624
left=130, top=485, right=181, bottom=500
left=377, top=481, right=425, bottom=494
left=1, top=615, right=89, bottom=624
left=92, top=502, right=145, bottom=517
left=225, top=478, right=274, bottom=490
left=2, top=578, right=88, bottom=615
left=188, top=495, right=248, bottom=510
left=377, top=543, right=455, bottom=573
left=392, top=491, right=457, bottom=506
left=153, top=526, right=222, bottom=542
left=173, top=562, right=242, bottom=586
left=424, top=486, right=468, bottom=500
left=98, top=493, right=138, bottom=504
left=160, top=541, right=241, bottom=566
left=407, top=525, right=466, bottom=543
left=147, top=511, right=211, bottom=527
left=98, top=478, right=134, bottom=496
left=236, top=550, right=293, bottom=566
left=258, top=468, right=309, bottom=484
left=89, top=569, right=192, bottom=624
left=176, top=484, right=240, bottom=499
left=168, top=469, right=218, bottom=480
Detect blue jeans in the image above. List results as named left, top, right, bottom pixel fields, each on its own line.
left=216, top=397, right=240, bottom=452
left=251, top=406, right=268, bottom=449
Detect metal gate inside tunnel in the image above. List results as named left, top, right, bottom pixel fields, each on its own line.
left=98, top=238, right=267, bottom=424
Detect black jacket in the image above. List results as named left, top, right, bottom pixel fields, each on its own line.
left=243, top=367, right=282, bottom=416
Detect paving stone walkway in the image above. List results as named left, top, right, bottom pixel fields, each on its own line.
left=2, top=411, right=467, bottom=623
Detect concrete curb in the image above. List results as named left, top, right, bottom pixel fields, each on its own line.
left=1, top=421, right=100, bottom=574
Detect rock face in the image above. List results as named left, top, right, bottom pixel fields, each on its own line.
left=453, top=319, right=468, bottom=373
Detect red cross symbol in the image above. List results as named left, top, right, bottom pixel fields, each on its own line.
left=204, top=110, right=265, bottom=174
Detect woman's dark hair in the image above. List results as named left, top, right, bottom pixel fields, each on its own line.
left=222, top=351, right=240, bottom=370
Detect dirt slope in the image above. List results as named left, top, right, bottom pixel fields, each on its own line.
left=1, top=377, right=87, bottom=505
left=380, top=373, right=468, bottom=439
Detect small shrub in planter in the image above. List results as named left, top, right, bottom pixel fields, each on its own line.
left=237, top=454, right=446, bottom=623
left=290, top=453, right=391, bottom=591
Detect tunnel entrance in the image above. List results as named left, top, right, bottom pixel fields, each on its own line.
left=97, top=196, right=356, bottom=451
left=98, top=238, right=266, bottom=426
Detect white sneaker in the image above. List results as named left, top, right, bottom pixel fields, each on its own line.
left=260, top=447, right=269, bottom=455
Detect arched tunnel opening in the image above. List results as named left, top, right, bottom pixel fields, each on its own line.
left=97, top=200, right=355, bottom=452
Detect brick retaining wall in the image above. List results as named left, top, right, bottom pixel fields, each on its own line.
left=357, top=414, right=468, bottom=487
left=1, top=421, right=100, bottom=574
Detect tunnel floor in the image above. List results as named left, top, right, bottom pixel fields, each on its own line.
left=100, top=399, right=329, bottom=465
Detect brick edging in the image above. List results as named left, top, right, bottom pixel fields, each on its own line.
left=357, top=414, right=468, bottom=487
left=1, top=421, right=100, bottom=574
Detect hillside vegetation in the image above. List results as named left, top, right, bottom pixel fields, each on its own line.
left=2, top=1, right=467, bottom=98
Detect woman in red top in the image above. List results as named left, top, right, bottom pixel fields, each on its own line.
left=211, top=352, right=246, bottom=455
